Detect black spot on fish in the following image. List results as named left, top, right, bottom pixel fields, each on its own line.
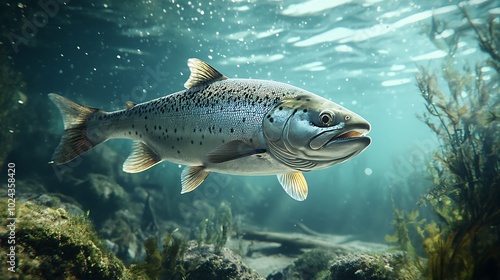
left=191, top=140, right=194, bottom=144
left=159, top=126, right=161, bottom=130
left=129, top=131, right=131, bottom=135
left=242, top=117, right=246, bottom=123
left=154, top=125, right=157, bottom=130
left=279, top=106, right=283, bottom=110
left=145, top=116, right=148, bottom=120
left=230, top=128, right=234, bottom=133
left=200, top=141, right=203, bottom=145
left=303, top=109, right=308, bottom=113
left=135, top=131, right=138, bottom=135
left=267, top=115, right=271, bottom=118
left=174, top=128, right=177, bottom=133
left=219, top=128, right=222, bottom=133
left=132, top=124, right=135, bottom=128
left=177, top=150, right=180, bottom=154
left=250, top=138, right=253, bottom=143
left=269, top=117, right=274, bottom=123
left=202, top=134, right=205, bottom=139
left=171, top=146, right=175, bottom=149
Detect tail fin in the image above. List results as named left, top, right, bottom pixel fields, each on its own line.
left=48, top=93, right=104, bottom=164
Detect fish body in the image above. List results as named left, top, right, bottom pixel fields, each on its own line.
left=50, top=59, right=371, bottom=200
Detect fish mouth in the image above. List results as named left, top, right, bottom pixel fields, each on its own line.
left=330, top=127, right=371, bottom=143
left=333, top=130, right=365, bottom=141
left=309, top=124, right=370, bottom=150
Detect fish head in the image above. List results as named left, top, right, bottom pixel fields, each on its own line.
left=263, top=94, right=371, bottom=171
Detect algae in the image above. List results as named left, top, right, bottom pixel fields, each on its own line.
left=291, top=248, right=336, bottom=280
left=194, top=202, right=233, bottom=254
left=387, top=12, right=500, bottom=280
left=130, top=229, right=188, bottom=280
left=0, top=200, right=135, bottom=279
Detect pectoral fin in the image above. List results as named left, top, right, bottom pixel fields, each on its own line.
left=123, top=141, right=162, bottom=173
left=277, top=172, right=308, bottom=201
left=205, top=140, right=266, bottom=163
left=181, top=166, right=211, bottom=193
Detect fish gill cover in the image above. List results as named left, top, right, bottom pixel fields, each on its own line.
left=0, top=0, right=498, bottom=279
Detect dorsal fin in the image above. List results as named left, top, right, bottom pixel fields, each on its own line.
left=124, top=101, right=136, bottom=109
left=183, top=58, right=228, bottom=89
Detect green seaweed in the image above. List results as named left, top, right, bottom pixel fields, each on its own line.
left=130, top=229, right=188, bottom=280
left=385, top=196, right=426, bottom=273
left=194, top=202, right=233, bottom=254
left=0, top=200, right=134, bottom=279
left=387, top=13, right=500, bottom=280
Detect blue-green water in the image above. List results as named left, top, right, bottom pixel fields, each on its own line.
left=2, top=0, right=498, bottom=274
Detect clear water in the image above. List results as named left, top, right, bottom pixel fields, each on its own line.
left=3, top=0, right=498, bottom=266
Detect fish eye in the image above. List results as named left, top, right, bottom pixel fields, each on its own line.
left=345, top=115, right=351, bottom=121
left=319, top=110, right=334, bottom=126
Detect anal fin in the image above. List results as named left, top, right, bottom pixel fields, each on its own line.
left=277, top=172, right=308, bottom=201
left=205, top=140, right=266, bottom=163
left=123, top=141, right=162, bottom=173
left=181, top=166, right=210, bottom=193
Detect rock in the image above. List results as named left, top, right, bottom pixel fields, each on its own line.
left=34, top=193, right=85, bottom=216
left=289, top=249, right=336, bottom=280
left=100, top=211, right=144, bottom=264
left=266, top=249, right=336, bottom=280
left=62, top=173, right=129, bottom=223
left=0, top=201, right=135, bottom=279
left=182, top=241, right=264, bottom=280
left=327, top=252, right=417, bottom=280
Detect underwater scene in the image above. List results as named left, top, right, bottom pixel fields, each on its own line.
left=1, top=0, right=499, bottom=279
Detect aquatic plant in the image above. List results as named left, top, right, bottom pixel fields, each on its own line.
left=194, top=202, right=233, bottom=253
left=0, top=201, right=133, bottom=278
left=387, top=14, right=500, bottom=280
left=130, top=229, right=188, bottom=280
left=385, top=196, right=425, bottom=273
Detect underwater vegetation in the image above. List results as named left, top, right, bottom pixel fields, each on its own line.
left=386, top=13, right=500, bottom=280
left=0, top=200, right=258, bottom=279
left=0, top=201, right=132, bottom=279
left=128, top=201, right=255, bottom=280
left=194, top=202, right=233, bottom=253
left=130, top=230, right=189, bottom=279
